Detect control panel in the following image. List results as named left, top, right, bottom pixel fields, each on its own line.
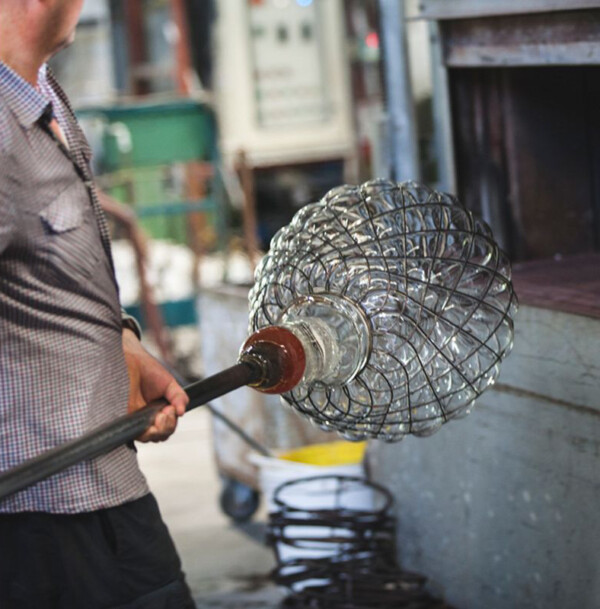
left=215, top=0, right=354, bottom=166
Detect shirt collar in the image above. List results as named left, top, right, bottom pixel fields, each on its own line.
left=0, top=62, right=52, bottom=129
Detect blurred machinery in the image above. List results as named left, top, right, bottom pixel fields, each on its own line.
left=63, top=0, right=357, bottom=519
left=201, top=0, right=360, bottom=516
left=367, top=4, right=600, bottom=609
left=78, top=99, right=223, bottom=339
left=214, top=0, right=356, bottom=247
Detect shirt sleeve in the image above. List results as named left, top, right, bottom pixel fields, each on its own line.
left=121, top=308, right=143, bottom=340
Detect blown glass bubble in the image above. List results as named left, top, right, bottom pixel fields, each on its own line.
left=248, top=179, right=518, bottom=441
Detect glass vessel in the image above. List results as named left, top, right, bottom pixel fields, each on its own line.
left=248, top=179, right=518, bottom=441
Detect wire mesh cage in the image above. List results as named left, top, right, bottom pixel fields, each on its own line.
left=249, top=179, right=518, bottom=441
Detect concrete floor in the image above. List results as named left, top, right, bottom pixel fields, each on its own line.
left=136, top=408, right=286, bottom=608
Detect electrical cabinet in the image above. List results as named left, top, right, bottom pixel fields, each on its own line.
left=215, top=0, right=355, bottom=166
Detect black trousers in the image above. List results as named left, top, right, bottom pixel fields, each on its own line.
left=0, top=493, right=196, bottom=609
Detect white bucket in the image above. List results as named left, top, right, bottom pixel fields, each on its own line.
left=250, top=452, right=367, bottom=513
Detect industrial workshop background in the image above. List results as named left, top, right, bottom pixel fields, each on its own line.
left=46, top=1, right=600, bottom=608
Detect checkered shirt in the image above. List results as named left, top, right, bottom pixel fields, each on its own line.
left=0, top=62, right=149, bottom=513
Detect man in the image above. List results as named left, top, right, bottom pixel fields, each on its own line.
left=0, top=1, right=196, bottom=606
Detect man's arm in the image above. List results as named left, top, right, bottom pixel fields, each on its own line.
left=122, top=327, right=189, bottom=443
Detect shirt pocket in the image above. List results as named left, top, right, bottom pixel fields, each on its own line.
left=39, top=181, right=103, bottom=286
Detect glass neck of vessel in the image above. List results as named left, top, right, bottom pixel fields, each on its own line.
left=241, top=294, right=371, bottom=393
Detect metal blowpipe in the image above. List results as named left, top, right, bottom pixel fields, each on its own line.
left=0, top=180, right=517, bottom=501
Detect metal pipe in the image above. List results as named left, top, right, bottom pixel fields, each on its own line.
left=378, top=0, right=420, bottom=182
left=429, top=20, right=457, bottom=194
left=0, top=360, right=262, bottom=503
left=206, top=405, right=272, bottom=458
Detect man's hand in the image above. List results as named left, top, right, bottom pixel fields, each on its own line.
left=122, top=328, right=189, bottom=443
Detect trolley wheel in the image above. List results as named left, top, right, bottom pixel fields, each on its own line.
left=219, top=477, right=260, bottom=523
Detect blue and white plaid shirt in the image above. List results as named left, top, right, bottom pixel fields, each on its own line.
left=0, top=62, right=149, bottom=513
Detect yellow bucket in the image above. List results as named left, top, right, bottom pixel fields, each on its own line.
left=278, top=440, right=367, bottom=467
